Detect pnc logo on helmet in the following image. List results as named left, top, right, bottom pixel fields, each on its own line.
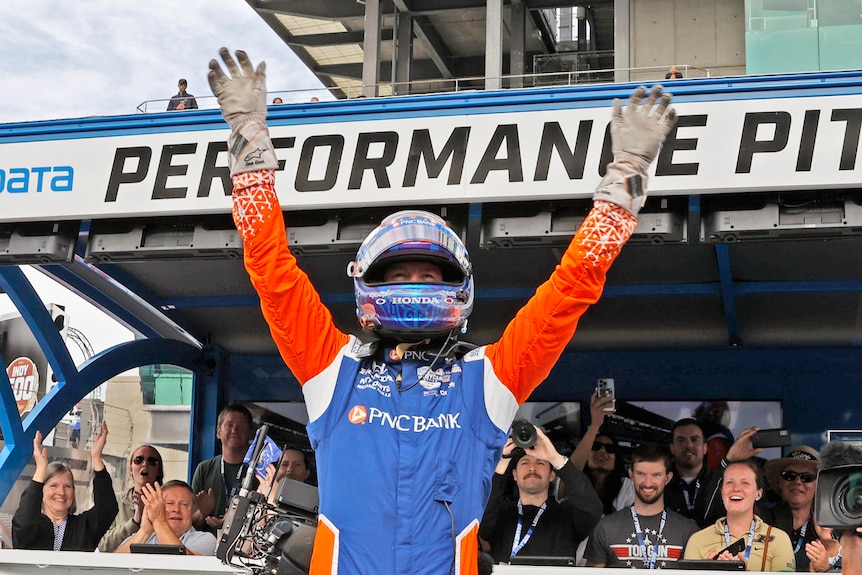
left=348, top=405, right=368, bottom=424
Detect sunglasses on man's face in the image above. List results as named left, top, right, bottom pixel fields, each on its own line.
left=591, top=441, right=617, bottom=454
left=780, top=470, right=816, bottom=483
left=133, top=455, right=159, bottom=466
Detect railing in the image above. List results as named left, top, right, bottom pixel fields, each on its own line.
left=134, top=63, right=710, bottom=113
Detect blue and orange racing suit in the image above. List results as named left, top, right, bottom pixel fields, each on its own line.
left=231, top=170, right=637, bottom=575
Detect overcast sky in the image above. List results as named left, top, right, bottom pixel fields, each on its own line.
left=0, top=0, right=324, bottom=122
left=0, top=1, right=323, bottom=356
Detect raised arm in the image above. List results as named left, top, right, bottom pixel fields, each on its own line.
left=485, top=86, right=676, bottom=403
left=570, top=388, right=615, bottom=470
left=208, top=48, right=350, bottom=384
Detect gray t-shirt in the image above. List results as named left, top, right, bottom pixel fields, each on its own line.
left=584, top=507, right=698, bottom=568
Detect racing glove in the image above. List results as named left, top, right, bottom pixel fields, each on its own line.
left=208, top=48, right=279, bottom=176
left=593, top=85, right=676, bottom=216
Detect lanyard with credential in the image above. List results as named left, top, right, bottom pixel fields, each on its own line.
left=723, top=518, right=757, bottom=561
left=220, top=456, right=244, bottom=501
left=631, top=506, right=667, bottom=569
left=682, top=478, right=701, bottom=512
left=511, top=500, right=547, bottom=557
left=793, top=519, right=809, bottom=554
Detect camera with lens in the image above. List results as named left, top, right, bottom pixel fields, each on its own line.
left=511, top=420, right=537, bottom=449
left=815, top=465, right=862, bottom=530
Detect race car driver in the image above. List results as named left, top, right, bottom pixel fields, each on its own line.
left=208, top=47, right=676, bottom=575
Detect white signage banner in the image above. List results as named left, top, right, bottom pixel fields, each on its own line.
left=1, top=93, right=861, bottom=223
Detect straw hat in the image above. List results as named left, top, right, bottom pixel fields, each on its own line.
left=764, top=445, right=820, bottom=491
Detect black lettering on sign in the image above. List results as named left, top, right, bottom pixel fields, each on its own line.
left=736, top=111, right=791, bottom=173
left=832, top=109, right=862, bottom=171
left=296, top=135, right=344, bottom=192
left=105, top=146, right=152, bottom=202
left=153, top=143, right=197, bottom=200
left=656, top=114, right=706, bottom=176
left=796, top=110, right=820, bottom=172
left=348, top=131, right=399, bottom=189
left=534, top=120, right=592, bottom=181
left=471, top=124, right=523, bottom=184
left=198, top=141, right=230, bottom=197
left=271, top=137, right=296, bottom=172
left=403, top=127, right=471, bottom=187
left=599, top=123, right=612, bottom=176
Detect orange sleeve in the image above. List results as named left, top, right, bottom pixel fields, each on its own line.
left=231, top=171, right=350, bottom=384
left=484, top=201, right=636, bottom=404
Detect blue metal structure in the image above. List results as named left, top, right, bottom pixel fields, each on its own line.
left=0, top=267, right=201, bottom=495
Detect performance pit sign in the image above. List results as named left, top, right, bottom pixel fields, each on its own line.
left=1, top=89, right=862, bottom=223
left=7, top=357, right=39, bottom=416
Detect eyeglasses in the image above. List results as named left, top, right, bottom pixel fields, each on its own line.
left=780, top=470, right=816, bottom=483
left=133, top=455, right=159, bottom=466
left=591, top=441, right=617, bottom=454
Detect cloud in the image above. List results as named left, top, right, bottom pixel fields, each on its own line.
left=0, top=0, right=324, bottom=122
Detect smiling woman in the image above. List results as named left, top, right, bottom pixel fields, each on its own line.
left=684, top=460, right=796, bottom=571
left=11, top=422, right=119, bottom=551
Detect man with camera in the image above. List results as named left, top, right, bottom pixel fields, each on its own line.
left=478, top=424, right=602, bottom=564
left=816, top=441, right=862, bottom=575
left=585, top=443, right=698, bottom=568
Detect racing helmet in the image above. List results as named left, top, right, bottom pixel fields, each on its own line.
left=347, top=210, right=474, bottom=340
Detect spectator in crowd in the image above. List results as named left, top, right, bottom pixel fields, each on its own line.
left=12, top=423, right=118, bottom=551
left=98, top=445, right=165, bottom=552
left=694, top=401, right=734, bottom=470
left=208, top=46, right=675, bottom=575
left=665, top=418, right=713, bottom=526
left=760, top=445, right=839, bottom=572
left=701, top=428, right=840, bottom=570
left=191, top=403, right=256, bottom=535
left=479, top=426, right=602, bottom=563
left=665, top=66, right=683, bottom=79
left=277, top=447, right=313, bottom=484
left=310, top=96, right=320, bottom=102
left=585, top=443, right=698, bottom=568
left=703, top=427, right=763, bottom=525
left=272, top=97, right=283, bottom=104
left=167, top=78, right=199, bottom=111
left=114, top=480, right=216, bottom=555
left=570, top=390, right=634, bottom=515
left=256, top=447, right=314, bottom=504
left=685, top=459, right=795, bottom=571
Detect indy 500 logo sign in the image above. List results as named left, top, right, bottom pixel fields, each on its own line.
left=7, top=357, right=39, bottom=416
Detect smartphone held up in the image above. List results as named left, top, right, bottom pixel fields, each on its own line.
left=597, top=378, right=615, bottom=412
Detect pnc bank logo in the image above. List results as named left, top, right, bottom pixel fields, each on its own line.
left=347, top=405, right=461, bottom=432
left=348, top=405, right=368, bottom=424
